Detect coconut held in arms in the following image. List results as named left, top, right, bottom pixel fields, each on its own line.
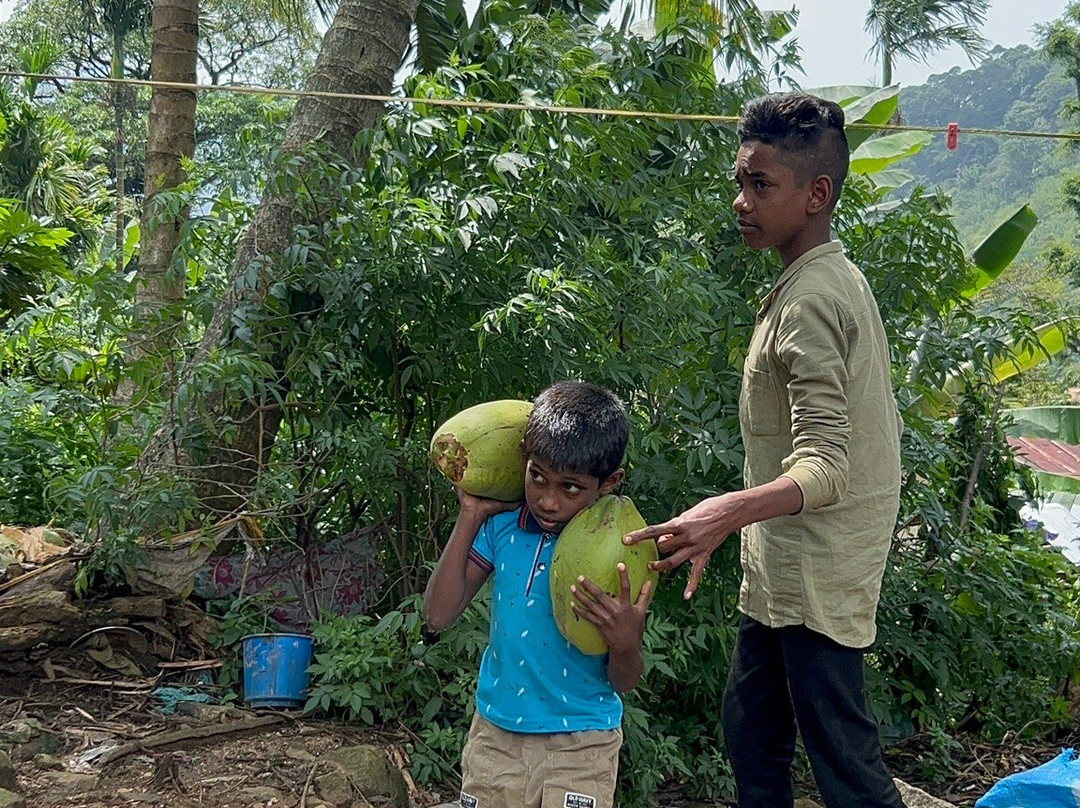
left=549, top=495, right=659, bottom=655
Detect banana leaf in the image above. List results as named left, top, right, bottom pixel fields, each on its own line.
left=867, top=168, right=914, bottom=191
left=990, top=319, right=1071, bottom=385
left=913, top=319, right=1076, bottom=417
left=840, top=85, right=900, bottom=151
left=1005, top=406, right=1080, bottom=444
left=849, top=130, right=932, bottom=175
left=806, top=85, right=878, bottom=106
left=963, top=205, right=1039, bottom=298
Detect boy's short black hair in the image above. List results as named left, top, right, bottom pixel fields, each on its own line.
left=737, top=92, right=849, bottom=208
left=523, top=380, right=628, bottom=481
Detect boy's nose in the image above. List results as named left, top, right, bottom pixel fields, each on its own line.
left=733, top=192, right=749, bottom=212
left=536, top=491, right=561, bottom=515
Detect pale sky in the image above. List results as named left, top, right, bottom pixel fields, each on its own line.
left=0, top=0, right=1069, bottom=90
left=785, top=0, right=1072, bottom=90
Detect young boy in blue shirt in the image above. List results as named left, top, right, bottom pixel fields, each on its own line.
left=423, top=380, right=654, bottom=808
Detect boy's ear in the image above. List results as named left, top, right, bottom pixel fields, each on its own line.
left=806, top=174, right=834, bottom=215
left=598, top=468, right=624, bottom=495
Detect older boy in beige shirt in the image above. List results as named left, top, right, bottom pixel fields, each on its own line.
left=626, top=92, right=906, bottom=808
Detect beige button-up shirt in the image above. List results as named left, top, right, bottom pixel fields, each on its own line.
left=738, top=241, right=903, bottom=648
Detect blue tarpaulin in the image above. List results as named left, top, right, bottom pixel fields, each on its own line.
left=975, top=748, right=1080, bottom=808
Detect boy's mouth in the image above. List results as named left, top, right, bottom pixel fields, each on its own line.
left=535, top=514, right=562, bottom=531
left=737, top=219, right=757, bottom=232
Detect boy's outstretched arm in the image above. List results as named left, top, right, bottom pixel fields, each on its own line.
left=570, top=563, right=654, bottom=693
left=623, top=478, right=803, bottom=599
left=422, top=489, right=516, bottom=632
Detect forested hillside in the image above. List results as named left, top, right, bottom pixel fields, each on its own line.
left=900, top=45, right=1075, bottom=255
left=897, top=44, right=1080, bottom=405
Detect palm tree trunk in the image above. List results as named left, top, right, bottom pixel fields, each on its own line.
left=131, top=0, right=199, bottom=394
left=137, top=0, right=418, bottom=517
left=113, top=26, right=127, bottom=272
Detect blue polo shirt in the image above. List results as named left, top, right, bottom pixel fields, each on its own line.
left=467, top=506, right=622, bottom=733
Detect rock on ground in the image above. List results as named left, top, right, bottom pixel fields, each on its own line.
left=317, top=744, right=410, bottom=808
left=794, top=779, right=954, bottom=808
left=895, top=777, right=956, bottom=808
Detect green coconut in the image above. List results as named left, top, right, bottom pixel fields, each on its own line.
left=429, top=399, right=533, bottom=502
left=549, top=495, right=659, bottom=655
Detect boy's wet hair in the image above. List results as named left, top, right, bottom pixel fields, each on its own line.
left=737, top=92, right=849, bottom=208
left=523, top=381, right=628, bottom=481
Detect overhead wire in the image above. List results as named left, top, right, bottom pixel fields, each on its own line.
left=2, top=70, right=1080, bottom=141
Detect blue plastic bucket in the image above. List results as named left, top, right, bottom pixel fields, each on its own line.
left=242, top=633, right=313, bottom=708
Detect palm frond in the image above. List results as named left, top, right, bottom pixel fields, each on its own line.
left=865, top=0, right=989, bottom=81
left=891, top=23, right=989, bottom=63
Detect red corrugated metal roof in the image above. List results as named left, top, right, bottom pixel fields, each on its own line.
left=1007, top=436, right=1080, bottom=480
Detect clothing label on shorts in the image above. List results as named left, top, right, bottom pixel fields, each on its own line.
left=564, top=792, right=596, bottom=808
left=459, top=792, right=478, bottom=808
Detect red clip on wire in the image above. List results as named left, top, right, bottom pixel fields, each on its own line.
left=946, top=122, right=959, bottom=151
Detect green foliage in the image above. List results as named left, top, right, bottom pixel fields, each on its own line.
left=0, top=0, right=317, bottom=203
left=134, top=13, right=785, bottom=607
left=849, top=130, right=933, bottom=175
left=0, top=3, right=1075, bottom=804
left=94, top=17, right=1078, bottom=802
left=204, top=594, right=284, bottom=688
left=304, top=562, right=744, bottom=803
left=1036, top=1, right=1080, bottom=101
left=0, top=43, right=107, bottom=321
left=238, top=16, right=789, bottom=801
left=306, top=594, right=488, bottom=784
left=0, top=0, right=319, bottom=86
left=872, top=389, right=1078, bottom=739
left=0, top=200, right=74, bottom=315
left=618, top=547, right=741, bottom=804
left=981, top=247, right=1080, bottom=410
left=968, top=204, right=1039, bottom=288
left=1, top=248, right=133, bottom=527
left=0, top=379, right=98, bottom=525
left=0, top=50, right=109, bottom=252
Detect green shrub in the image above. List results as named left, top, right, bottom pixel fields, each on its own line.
left=0, top=380, right=99, bottom=526
left=306, top=592, right=487, bottom=784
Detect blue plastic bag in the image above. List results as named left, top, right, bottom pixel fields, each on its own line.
left=975, top=748, right=1080, bottom=808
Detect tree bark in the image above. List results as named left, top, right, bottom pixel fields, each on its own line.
left=113, top=25, right=127, bottom=273
left=137, top=0, right=418, bottom=518
left=131, top=0, right=199, bottom=395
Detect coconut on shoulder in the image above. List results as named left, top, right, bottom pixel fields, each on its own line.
left=429, top=399, right=533, bottom=502
left=549, top=494, right=659, bottom=655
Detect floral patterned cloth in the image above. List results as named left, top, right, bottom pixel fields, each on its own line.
left=193, top=529, right=383, bottom=631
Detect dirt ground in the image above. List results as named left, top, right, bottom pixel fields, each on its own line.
left=0, top=674, right=459, bottom=808
left=3, top=670, right=1079, bottom=808
left=4, top=533, right=1078, bottom=807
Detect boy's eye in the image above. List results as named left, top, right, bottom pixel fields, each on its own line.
left=563, top=483, right=584, bottom=495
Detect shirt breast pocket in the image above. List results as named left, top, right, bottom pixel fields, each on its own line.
left=743, top=366, right=783, bottom=436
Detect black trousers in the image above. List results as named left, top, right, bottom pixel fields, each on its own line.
left=721, top=615, right=905, bottom=808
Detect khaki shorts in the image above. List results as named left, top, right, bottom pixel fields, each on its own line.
left=459, top=713, right=622, bottom=808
